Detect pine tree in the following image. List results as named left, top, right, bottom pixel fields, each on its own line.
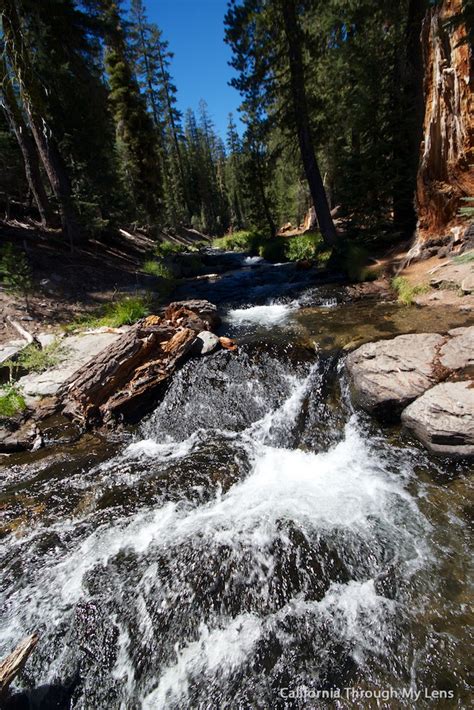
left=225, top=0, right=336, bottom=245
left=0, top=53, right=52, bottom=225
left=225, top=114, right=246, bottom=229
left=1, top=0, right=81, bottom=245
left=103, top=0, right=162, bottom=222
left=129, top=0, right=189, bottom=225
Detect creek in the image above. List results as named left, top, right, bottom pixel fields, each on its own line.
left=1, top=255, right=472, bottom=708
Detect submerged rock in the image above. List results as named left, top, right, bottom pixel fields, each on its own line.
left=0, top=415, right=42, bottom=453
left=402, top=381, right=474, bottom=457
left=345, top=333, right=445, bottom=417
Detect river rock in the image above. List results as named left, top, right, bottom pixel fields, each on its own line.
left=0, top=340, right=27, bottom=367
left=345, top=333, right=445, bottom=417
left=401, top=381, right=474, bottom=457
left=430, top=261, right=474, bottom=293
left=17, top=331, right=122, bottom=398
left=0, top=416, right=42, bottom=453
left=439, top=326, right=474, bottom=372
left=193, top=331, right=220, bottom=355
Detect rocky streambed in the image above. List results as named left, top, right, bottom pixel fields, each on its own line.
left=346, top=327, right=474, bottom=457
left=0, top=260, right=473, bottom=708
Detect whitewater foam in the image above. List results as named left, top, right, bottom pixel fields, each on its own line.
left=226, top=301, right=297, bottom=326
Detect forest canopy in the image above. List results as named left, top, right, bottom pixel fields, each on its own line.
left=0, top=0, right=472, bottom=247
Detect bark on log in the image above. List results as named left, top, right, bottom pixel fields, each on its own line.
left=414, top=0, right=473, bottom=249
left=58, top=301, right=221, bottom=426
left=0, top=633, right=39, bottom=699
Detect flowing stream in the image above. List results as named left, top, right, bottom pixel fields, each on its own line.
left=1, top=258, right=472, bottom=708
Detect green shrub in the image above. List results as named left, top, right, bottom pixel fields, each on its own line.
left=0, top=383, right=26, bottom=418
left=212, top=230, right=264, bottom=254
left=391, top=276, right=430, bottom=305
left=155, top=241, right=187, bottom=258
left=459, top=196, right=474, bottom=218
left=285, top=232, right=323, bottom=261
left=0, top=243, right=34, bottom=308
left=316, top=249, right=332, bottom=267
left=98, top=296, right=150, bottom=327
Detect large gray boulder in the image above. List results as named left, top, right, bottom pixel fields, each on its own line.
left=439, top=326, right=474, bottom=372
left=402, top=381, right=474, bottom=457
left=345, top=333, right=445, bottom=417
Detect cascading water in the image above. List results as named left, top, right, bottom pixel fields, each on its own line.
left=0, top=290, right=471, bottom=708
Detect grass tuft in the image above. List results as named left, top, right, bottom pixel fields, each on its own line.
left=15, top=339, right=66, bottom=373
left=68, top=295, right=150, bottom=331
left=391, top=276, right=430, bottom=305
left=0, top=383, right=27, bottom=418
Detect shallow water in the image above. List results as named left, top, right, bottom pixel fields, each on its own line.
left=1, top=274, right=473, bottom=709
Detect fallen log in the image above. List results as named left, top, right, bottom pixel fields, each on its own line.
left=6, top=316, right=40, bottom=348
left=58, top=300, right=222, bottom=427
left=0, top=633, right=39, bottom=699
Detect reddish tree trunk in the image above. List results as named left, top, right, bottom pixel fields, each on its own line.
left=415, top=0, right=473, bottom=244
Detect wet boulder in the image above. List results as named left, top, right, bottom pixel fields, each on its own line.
left=0, top=414, right=42, bottom=453
left=401, top=381, right=474, bottom=457
left=193, top=331, right=220, bottom=356
left=345, top=333, right=445, bottom=418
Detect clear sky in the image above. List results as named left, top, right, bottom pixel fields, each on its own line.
left=138, top=0, right=243, bottom=139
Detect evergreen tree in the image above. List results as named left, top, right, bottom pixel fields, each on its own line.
left=129, top=0, right=189, bottom=225
left=1, top=0, right=81, bottom=245
left=103, top=0, right=162, bottom=222
left=225, top=114, right=246, bottom=229
left=0, top=53, right=52, bottom=225
left=225, top=0, right=337, bottom=245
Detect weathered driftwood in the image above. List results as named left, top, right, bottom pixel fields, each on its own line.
left=0, top=633, right=39, bottom=698
left=58, top=300, right=222, bottom=426
left=6, top=316, right=40, bottom=347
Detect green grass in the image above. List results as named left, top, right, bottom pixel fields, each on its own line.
left=68, top=295, right=150, bottom=331
left=155, top=241, right=188, bottom=258
left=285, top=232, right=323, bottom=261
left=143, top=260, right=175, bottom=279
left=212, top=230, right=264, bottom=254
left=15, top=339, right=66, bottom=373
left=0, top=383, right=27, bottom=418
left=391, top=276, right=430, bottom=305
left=453, top=250, right=474, bottom=264
left=213, top=230, right=333, bottom=266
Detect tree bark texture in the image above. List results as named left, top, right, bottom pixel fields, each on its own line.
left=415, top=0, right=473, bottom=242
left=58, top=301, right=221, bottom=426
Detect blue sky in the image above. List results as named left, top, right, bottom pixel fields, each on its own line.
left=137, top=0, right=243, bottom=139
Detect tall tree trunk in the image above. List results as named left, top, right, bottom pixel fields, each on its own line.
left=0, top=57, right=53, bottom=226
left=1, top=0, right=82, bottom=247
left=280, top=0, right=337, bottom=247
left=414, top=0, right=473, bottom=246
left=392, top=0, right=426, bottom=237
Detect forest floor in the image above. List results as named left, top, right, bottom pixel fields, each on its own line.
left=1, top=220, right=473, bottom=347
left=0, top=221, right=207, bottom=345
